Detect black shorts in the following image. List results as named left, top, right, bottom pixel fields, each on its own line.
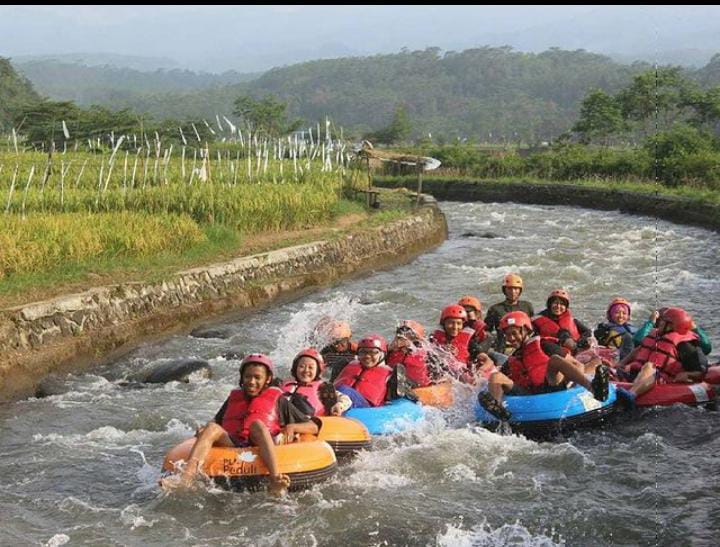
left=508, top=382, right=567, bottom=396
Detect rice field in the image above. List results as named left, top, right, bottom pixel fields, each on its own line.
left=0, top=129, right=367, bottom=284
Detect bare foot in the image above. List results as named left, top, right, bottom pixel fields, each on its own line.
left=268, top=473, right=290, bottom=497
left=159, top=474, right=185, bottom=490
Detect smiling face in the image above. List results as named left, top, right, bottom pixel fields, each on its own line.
left=294, top=356, right=319, bottom=384
left=462, top=306, right=478, bottom=321
left=549, top=298, right=567, bottom=317
left=610, top=305, right=629, bottom=325
left=443, top=318, right=464, bottom=338
left=503, top=325, right=527, bottom=349
left=358, top=347, right=383, bottom=368
left=241, top=363, right=271, bottom=397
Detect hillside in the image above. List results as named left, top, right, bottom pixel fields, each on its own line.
left=0, top=57, right=41, bottom=129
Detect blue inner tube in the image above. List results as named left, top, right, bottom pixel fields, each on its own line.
left=345, top=398, right=425, bottom=435
left=475, top=383, right=618, bottom=438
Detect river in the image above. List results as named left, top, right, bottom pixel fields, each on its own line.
left=1, top=201, right=718, bottom=546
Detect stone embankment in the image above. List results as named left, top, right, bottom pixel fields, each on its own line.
left=0, top=198, right=447, bottom=402
left=376, top=178, right=720, bottom=233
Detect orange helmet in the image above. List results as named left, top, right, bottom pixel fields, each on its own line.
left=547, top=289, right=570, bottom=308
left=499, top=311, right=533, bottom=332
left=659, top=307, right=693, bottom=335
left=439, top=304, right=468, bottom=325
left=291, top=348, right=325, bottom=379
left=315, top=318, right=352, bottom=341
left=502, top=273, right=523, bottom=296
left=396, top=320, right=426, bottom=339
left=606, top=297, right=631, bottom=321
left=458, top=295, right=482, bottom=314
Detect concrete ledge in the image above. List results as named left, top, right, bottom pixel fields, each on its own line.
left=375, top=177, right=720, bottom=233
left=0, top=204, right=448, bottom=402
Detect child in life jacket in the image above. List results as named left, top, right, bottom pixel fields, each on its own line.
left=616, top=307, right=708, bottom=405
left=633, top=309, right=712, bottom=356
left=281, top=348, right=351, bottom=416
left=477, top=311, right=610, bottom=421
left=532, top=289, right=592, bottom=355
left=160, top=353, right=319, bottom=495
left=430, top=304, right=476, bottom=381
left=387, top=320, right=433, bottom=387
left=334, top=335, right=393, bottom=408
left=314, top=318, right=358, bottom=382
left=594, top=297, right=636, bottom=360
left=484, top=273, right=535, bottom=355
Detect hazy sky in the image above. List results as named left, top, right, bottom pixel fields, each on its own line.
left=2, top=5, right=720, bottom=72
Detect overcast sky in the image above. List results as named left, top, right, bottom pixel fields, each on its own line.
left=2, top=5, right=720, bottom=72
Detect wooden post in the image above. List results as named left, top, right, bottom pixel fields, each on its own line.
left=416, top=162, right=423, bottom=207
left=366, top=156, right=372, bottom=208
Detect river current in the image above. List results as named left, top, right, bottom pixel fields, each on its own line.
left=1, top=201, right=718, bottom=546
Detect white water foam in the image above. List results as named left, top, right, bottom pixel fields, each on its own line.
left=435, top=520, right=563, bottom=547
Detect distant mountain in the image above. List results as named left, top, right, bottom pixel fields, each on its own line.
left=12, top=52, right=180, bottom=71
left=15, top=60, right=261, bottom=106
left=0, top=57, right=40, bottom=128
left=58, top=46, right=646, bottom=142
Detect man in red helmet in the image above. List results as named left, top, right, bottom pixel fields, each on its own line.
left=160, top=353, right=319, bottom=495
left=616, top=307, right=708, bottom=404
left=430, top=304, right=481, bottom=382
left=477, top=311, right=610, bottom=421
left=314, top=318, right=359, bottom=382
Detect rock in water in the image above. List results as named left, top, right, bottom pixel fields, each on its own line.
left=141, top=358, right=212, bottom=383
left=190, top=326, right=234, bottom=339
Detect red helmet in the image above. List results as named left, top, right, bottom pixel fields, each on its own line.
left=606, top=297, right=631, bottom=321
left=659, top=307, right=693, bottom=335
left=503, top=273, right=523, bottom=289
left=396, top=320, right=426, bottom=339
left=357, top=334, right=388, bottom=354
left=291, top=347, right=325, bottom=379
left=499, top=311, right=533, bottom=332
left=439, top=304, right=468, bottom=325
left=458, top=295, right=482, bottom=314
left=239, top=353, right=274, bottom=377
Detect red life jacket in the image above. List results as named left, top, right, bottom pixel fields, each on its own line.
left=334, top=360, right=392, bottom=407
left=387, top=348, right=431, bottom=387
left=221, top=387, right=283, bottom=444
left=627, top=329, right=699, bottom=381
left=507, top=336, right=550, bottom=390
left=431, top=327, right=473, bottom=365
left=533, top=311, right=581, bottom=341
left=281, top=379, right=325, bottom=416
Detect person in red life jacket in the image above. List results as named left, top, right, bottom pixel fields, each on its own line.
left=484, top=273, right=535, bottom=355
left=314, top=318, right=359, bottom=382
left=532, top=289, right=593, bottom=355
left=430, top=304, right=477, bottom=381
left=160, top=353, right=319, bottom=495
left=334, top=335, right=393, bottom=408
left=477, top=311, right=610, bottom=421
left=387, top=320, right=434, bottom=387
left=615, top=307, right=709, bottom=405
left=282, top=348, right=352, bottom=416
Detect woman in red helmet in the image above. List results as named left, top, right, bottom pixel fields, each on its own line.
left=477, top=311, right=610, bottom=421
left=282, top=348, right=352, bottom=416
left=160, top=353, right=319, bottom=495
left=484, top=273, right=535, bottom=355
left=616, top=307, right=708, bottom=404
left=532, top=289, right=592, bottom=355
left=334, top=335, right=394, bottom=408
left=430, top=304, right=477, bottom=381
